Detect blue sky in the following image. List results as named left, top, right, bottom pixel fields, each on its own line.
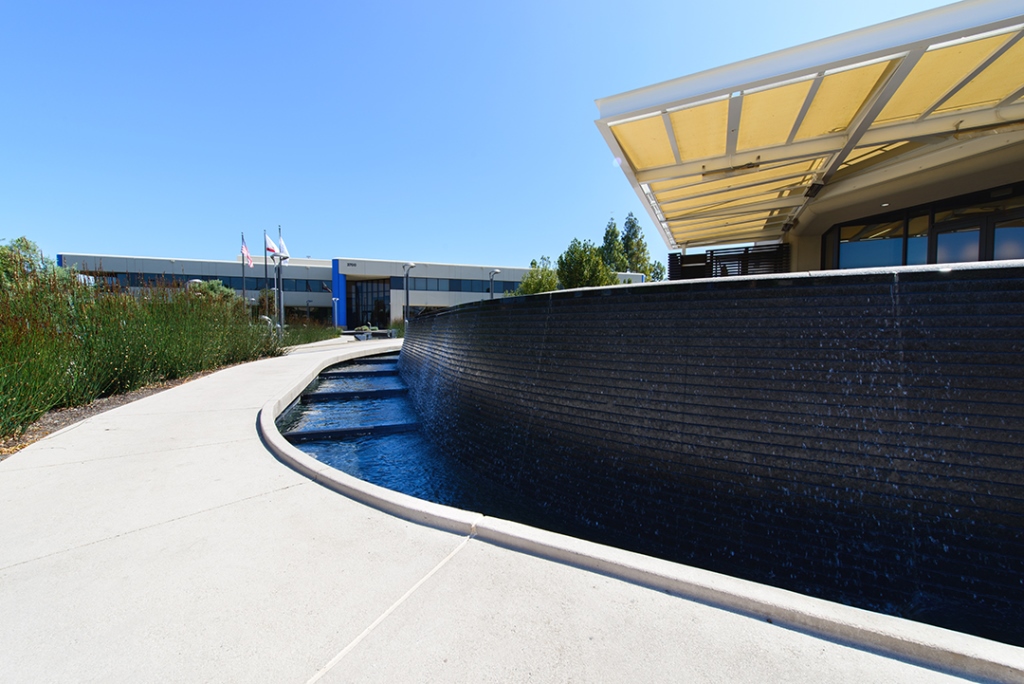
left=2, top=0, right=952, bottom=268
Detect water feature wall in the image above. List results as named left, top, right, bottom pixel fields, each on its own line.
left=399, top=262, right=1024, bottom=645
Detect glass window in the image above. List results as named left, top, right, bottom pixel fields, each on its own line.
left=994, top=220, right=1024, bottom=260
left=839, top=221, right=904, bottom=268
left=345, top=278, right=391, bottom=329
left=935, top=190, right=1024, bottom=222
left=936, top=227, right=980, bottom=264
left=827, top=182, right=1024, bottom=269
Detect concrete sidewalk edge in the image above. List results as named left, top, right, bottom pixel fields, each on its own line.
left=258, top=341, right=1024, bottom=684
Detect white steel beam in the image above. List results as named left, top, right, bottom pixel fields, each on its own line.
left=818, top=49, right=926, bottom=185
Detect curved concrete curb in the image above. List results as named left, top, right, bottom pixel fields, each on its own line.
left=259, top=343, right=1024, bottom=684
left=258, top=340, right=483, bottom=536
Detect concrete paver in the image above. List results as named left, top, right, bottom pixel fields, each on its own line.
left=1, top=338, right=1020, bottom=683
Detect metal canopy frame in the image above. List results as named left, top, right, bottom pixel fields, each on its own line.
left=596, top=0, right=1024, bottom=250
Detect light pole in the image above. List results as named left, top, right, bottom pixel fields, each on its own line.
left=403, top=263, right=416, bottom=326
left=489, top=269, right=501, bottom=300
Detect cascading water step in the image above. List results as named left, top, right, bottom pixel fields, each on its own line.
left=354, top=356, right=400, bottom=365
left=282, top=422, right=420, bottom=444
left=301, top=388, right=409, bottom=403
left=319, top=369, right=399, bottom=379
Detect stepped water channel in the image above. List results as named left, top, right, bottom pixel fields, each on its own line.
left=276, top=353, right=531, bottom=518
left=277, top=350, right=655, bottom=546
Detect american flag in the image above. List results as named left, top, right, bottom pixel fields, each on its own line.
left=241, top=234, right=254, bottom=268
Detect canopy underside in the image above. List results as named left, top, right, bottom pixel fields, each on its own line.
left=597, top=3, right=1024, bottom=249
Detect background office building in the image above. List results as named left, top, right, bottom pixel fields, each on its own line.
left=331, top=258, right=532, bottom=329
left=58, top=253, right=337, bottom=321
left=57, top=253, right=532, bottom=328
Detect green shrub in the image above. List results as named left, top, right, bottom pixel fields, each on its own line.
left=0, top=239, right=282, bottom=439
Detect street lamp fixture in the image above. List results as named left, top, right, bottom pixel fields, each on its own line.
left=489, top=269, right=501, bottom=300
left=403, top=263, right=416, bottom=326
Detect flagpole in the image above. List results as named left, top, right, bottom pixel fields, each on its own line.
left=241, top=232, right=246, bottom=306
left=268, top=227, right=272, bottom=317
left=277, top=225, right=284, bottom=333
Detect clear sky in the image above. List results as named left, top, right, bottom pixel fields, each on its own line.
left=2, top=0, right=953, bottom=268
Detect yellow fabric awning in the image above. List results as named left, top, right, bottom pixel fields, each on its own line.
left=596, top=2, right=1024, bottom=249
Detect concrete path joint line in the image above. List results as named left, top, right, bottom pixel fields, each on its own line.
left=0, top=482, right=306, bottom=573
left=304, top=534, right=474, bottom=684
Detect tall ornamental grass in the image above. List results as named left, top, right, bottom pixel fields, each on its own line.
left=281, top=322, right=340, bottom=347
left=1, top=259, right=281, bottom=439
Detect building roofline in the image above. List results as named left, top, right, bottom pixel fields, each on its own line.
left=331, top=256, right=534, bottom=272
left=57, top=252, right=534, bottom=273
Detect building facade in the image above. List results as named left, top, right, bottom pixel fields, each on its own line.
left=596, top=0, right=1024, bottom=277
left=329, top=257, right=533, bottom=328
left=59, top=253, right=645, bottom=328
left=57, top=253, right=535, bottom=327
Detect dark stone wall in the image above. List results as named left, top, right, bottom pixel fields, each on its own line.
left=399, top=264, right=1024, bottom=645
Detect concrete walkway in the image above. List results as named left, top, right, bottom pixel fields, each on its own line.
left=1, top=339, right=1021, bottom=683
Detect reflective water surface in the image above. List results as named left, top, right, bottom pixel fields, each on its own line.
left=280, top=354, right=562, bottom=528
left=279, top=397, right=417, bottom=432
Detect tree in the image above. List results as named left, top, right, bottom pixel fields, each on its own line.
left=189, top=279, right=237, bottom=301
left=619, top=213, right=668, bottom=282
left=599, top=218, right=628, bottom=273
left=557, top=238, right=617, bottom=289
left=622, top=212, right=652, bottom=279
left=0, top=236, right=56, bottom=285
left=514, top=256, right=559, bottom=295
